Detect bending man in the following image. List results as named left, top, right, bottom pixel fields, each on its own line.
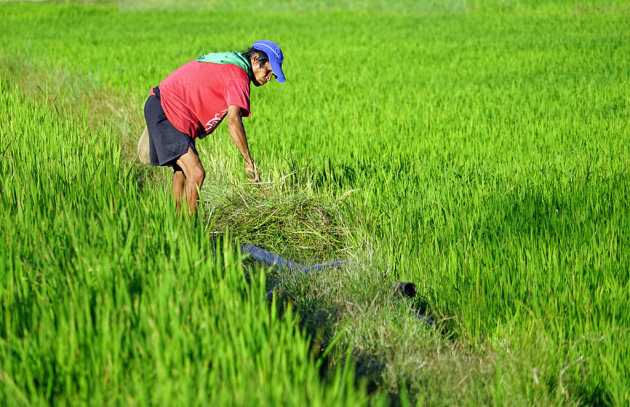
left=143, top=40, right=286, bottom=213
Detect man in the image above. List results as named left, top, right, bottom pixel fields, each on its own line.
left=142, top=40, right=285, bottom=213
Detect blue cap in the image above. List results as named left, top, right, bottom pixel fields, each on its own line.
left=252, top=40, right=285, bottom=83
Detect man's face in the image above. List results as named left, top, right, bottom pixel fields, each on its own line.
left=251, top=54, right=275, bottom=87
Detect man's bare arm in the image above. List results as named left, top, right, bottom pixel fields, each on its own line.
left=227, top=104, right=260, bottom=182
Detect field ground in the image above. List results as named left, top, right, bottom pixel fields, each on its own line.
left=1, top=0, right=629, bottom=405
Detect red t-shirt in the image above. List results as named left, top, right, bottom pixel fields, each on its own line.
left=156, top=60, right=251, bottom=138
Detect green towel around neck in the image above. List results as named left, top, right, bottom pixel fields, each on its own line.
left=197, top=52, right=254, bottom=81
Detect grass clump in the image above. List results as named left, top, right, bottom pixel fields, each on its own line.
left=199, top=151, right=354, bottom=266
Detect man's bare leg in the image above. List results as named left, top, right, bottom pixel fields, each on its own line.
left=172, top=169, right=186, bottom=211
left=175, top=147, right=205, bottom=214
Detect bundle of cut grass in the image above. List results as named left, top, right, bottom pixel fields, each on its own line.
left=201, top=174, right=352, bottom=265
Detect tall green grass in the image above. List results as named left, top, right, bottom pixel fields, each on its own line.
left=1, top=0, right=629, bottom=404
left=0, top=77, right=374, bottom=405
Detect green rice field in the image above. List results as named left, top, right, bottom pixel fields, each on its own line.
left=1, top=0, right=629, bottom=405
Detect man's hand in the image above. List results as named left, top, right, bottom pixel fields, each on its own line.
left=245, top=161, right=261, bottom=183
left=227, top=105, right=261, bottom=183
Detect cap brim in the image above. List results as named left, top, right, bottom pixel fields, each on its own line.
left=270, top=60, right=286, bottom=83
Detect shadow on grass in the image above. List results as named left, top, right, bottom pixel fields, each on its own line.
left=241, top=253, right=479, bottom=405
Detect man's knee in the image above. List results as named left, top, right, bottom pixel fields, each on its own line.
left=189, top=167, right=205, bottom=186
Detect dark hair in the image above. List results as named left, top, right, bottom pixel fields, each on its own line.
left=241, top=47, right=269, bottom=69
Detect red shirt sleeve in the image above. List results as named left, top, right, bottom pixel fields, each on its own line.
left=224, top=77, right=251, bottom=117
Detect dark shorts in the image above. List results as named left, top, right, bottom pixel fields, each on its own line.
left=144, top=88, right=198, bottom=168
